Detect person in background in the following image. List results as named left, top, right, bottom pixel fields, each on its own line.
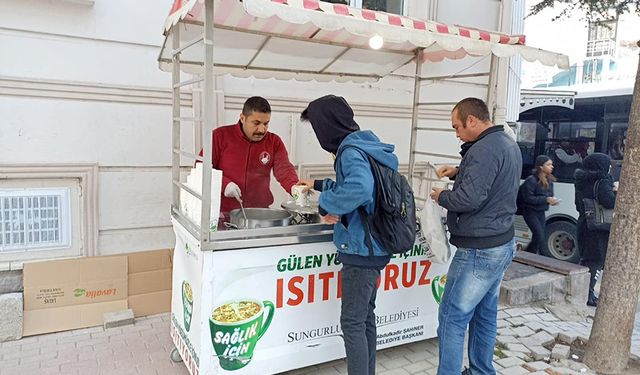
left=517, top=155, right=559, bottom=255
left=200, top=96, right=299, bottom=215
left=553, top=141, right=582, bottom=180
left=298, top=95, right=397, bottom=375
left=574, top=153, right=617, bottom=307
left=430, top=98, right=522, bottom=375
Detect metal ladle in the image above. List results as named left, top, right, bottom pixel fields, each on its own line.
left=239, top=199, right=248, bottom=225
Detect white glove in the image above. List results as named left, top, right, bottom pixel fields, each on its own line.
left=224, top=182, right=242, bottom=202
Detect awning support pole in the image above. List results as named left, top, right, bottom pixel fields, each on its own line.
left=408, top=49, right=424, bottom=186
left=486, top=54, right=499, bottom=122
left=171, top=25, right=181, bottom=219
left=201, top=0, right=215, bottom=246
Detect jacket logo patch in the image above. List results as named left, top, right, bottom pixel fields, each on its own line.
left=259, top=151, right=271, bottom=165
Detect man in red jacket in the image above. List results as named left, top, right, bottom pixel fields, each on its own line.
left=205, top=96, right=299, bottom=214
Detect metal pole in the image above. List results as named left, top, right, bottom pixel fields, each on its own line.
left=486, top=54, right=499, bottom=122
left=408, top=49, right=424, bottom=185
left=171, top=26, right=181, bottom=215
left=201, top=0, right=215, bottom=246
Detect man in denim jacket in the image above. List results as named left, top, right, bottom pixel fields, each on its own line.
left=299, top=95, right=397, bottom=375
left=430, top=98, right=522, bottom=375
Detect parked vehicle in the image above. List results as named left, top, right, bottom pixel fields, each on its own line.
left=514, top=85, right=632, bottom=262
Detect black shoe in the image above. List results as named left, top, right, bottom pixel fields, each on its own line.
left=587, top=295, right=598, bottom=307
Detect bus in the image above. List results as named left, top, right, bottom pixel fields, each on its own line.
left=514, top=85, right=633, bottom=263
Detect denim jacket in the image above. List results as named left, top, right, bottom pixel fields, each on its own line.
left=317, top=130, right=398, bottom=268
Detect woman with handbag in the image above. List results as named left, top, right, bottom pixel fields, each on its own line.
left=574, top=153, right=617, bottom=307
left=518, top=155, right=559, bottom=254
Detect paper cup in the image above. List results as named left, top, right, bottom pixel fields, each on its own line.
left=432, top=181, right=449, bottom=190
left=291, top=185, right=308, bottom=206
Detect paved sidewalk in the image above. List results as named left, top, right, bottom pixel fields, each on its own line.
left=1, top=304, right=637, bottom=375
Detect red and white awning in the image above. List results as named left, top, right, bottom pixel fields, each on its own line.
left=159, top=0, right=569, bottom=81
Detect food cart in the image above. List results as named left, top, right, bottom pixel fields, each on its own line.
left=157, top=1, right=569, bottom=374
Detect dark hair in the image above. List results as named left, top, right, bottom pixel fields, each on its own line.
left=535, top=155, right=551, bottom=168
left=453, top=97, right=491, bottom=124
left=242, top=96, right=271, bottom=116
left=535, top=156, right=556, bottom=189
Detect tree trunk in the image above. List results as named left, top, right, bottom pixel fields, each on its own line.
left=584, top=42, right=640, bottom=374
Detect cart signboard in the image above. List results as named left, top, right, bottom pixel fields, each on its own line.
left=171, top=220, right=451, bottom=375
left=171, top=221, right=205, bottom=375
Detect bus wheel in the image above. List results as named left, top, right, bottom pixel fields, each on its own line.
left=543, top=221, right=580, bottom=264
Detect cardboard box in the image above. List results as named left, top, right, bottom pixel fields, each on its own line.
left=23, top=300, right=128, bottom=336
left=128, top=290, right=172, bottom=317
left=22, top=256, right=128, bottom=336
left=126, top=249, right=173, bottom=317
left=129, top=269, right=172, bottom=296
left=21, top=249, right=173, bottom=335
left=127, top=249, right=172, bottom=274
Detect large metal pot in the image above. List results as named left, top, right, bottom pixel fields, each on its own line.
left=228, top=208, right=292, bottom=229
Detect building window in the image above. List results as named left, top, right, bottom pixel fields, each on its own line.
left=0, top=189, right=72, bottom=252
left=586, top=20, right=617, bottom=57
left=323, top=0, right=405, bottom=15
left=0, top=164, right=98, bottom=270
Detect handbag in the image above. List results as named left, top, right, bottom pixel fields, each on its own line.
left=583, top=179, right=614, bottom=231
left=416, top=198, right=451, bottom=264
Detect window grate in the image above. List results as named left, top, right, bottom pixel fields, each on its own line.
left=0, top=189, right=71, bottom=252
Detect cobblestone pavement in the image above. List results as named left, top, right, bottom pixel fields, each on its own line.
left=1, top=304, right=637, bottom=375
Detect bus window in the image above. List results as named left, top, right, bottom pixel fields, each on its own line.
left=550, top=121, right=597, bottom=139
left=608, top=123, right=626, bottom=161
left=608, top=123, right=627, bottom=181
left=517, top=122, right=537, bottom=177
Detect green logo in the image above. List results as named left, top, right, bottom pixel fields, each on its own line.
left=74, top=288, right=85, bottom=297
left=209, top=299, right=275, bottom=371
left=431, top=275, right=447, bottom=304
left=182, top=281, right=194, bottom=332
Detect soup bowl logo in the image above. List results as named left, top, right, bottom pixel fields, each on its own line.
left=182, top=281, right=194, bottom=332
left=209, top=299, right=275, bottom=371
left=431, top=275, right=447, bottom=304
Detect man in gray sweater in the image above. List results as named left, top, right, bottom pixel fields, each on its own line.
left=430, top=98, right=522, bottom=375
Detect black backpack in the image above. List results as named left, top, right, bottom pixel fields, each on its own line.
left=339, top=146, right=417, bottom=255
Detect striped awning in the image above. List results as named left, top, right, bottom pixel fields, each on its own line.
left=158, top=0, right=569, bottom=81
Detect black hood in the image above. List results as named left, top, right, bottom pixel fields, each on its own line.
left=302, top=95, right=360, bottom=154
left=574, top=152, right=612, bottom=190
left=583, top=152, right=611, bottom=173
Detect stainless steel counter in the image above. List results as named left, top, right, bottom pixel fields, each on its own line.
left=172, top=211, right=334, bottom=251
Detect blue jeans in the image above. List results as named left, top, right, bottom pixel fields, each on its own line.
left=437, top=239, right=516, bottom=375
left=341, top=264, right=380, bottom=375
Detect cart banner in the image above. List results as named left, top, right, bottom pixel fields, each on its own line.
left=205, top=241, right=451, bottom=374
left=171, top=220, right=205, bottom=375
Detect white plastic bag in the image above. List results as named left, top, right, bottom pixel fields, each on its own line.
left=416, top=198, right=451, bottom=264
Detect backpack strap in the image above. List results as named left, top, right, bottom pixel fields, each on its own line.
left=358, top=207, right=375, bottom=258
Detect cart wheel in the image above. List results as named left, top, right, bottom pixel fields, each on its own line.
left=170, top=348, right=183, bottom=363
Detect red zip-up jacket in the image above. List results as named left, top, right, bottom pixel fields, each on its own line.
left=207, top=122, right=298, bottom=213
